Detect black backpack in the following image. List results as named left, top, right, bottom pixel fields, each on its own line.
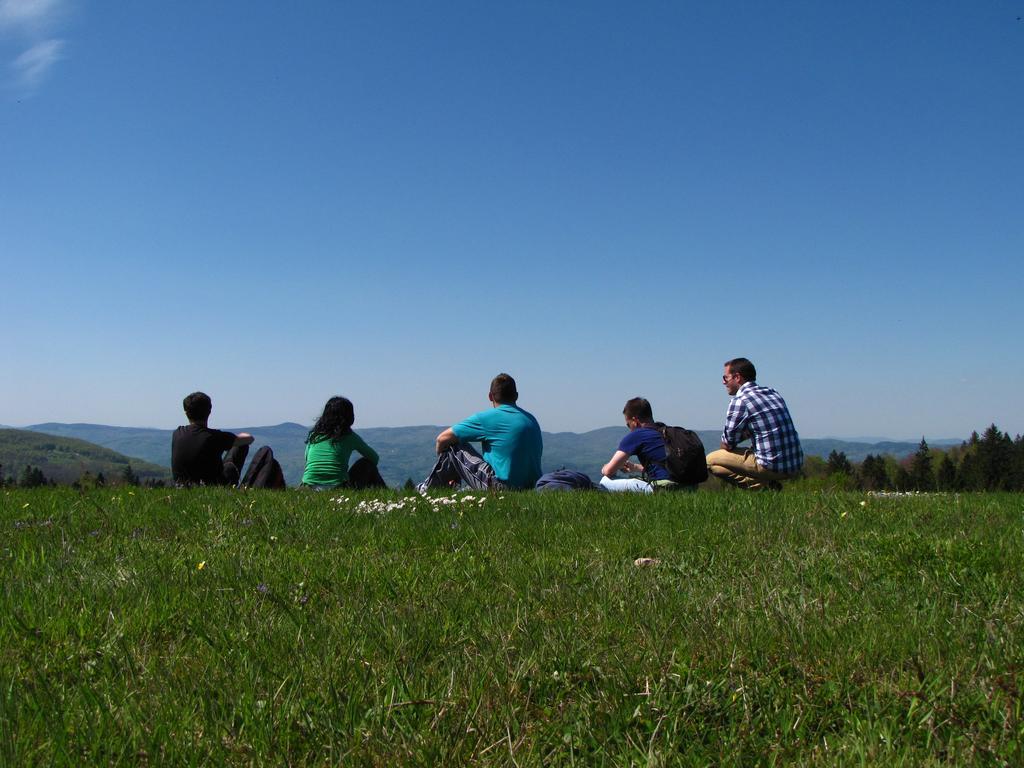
left=240, top=446, right=287, bottom=490
left=648, top=422, right=708, bottom=486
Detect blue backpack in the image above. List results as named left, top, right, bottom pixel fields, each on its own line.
left=535, top=469, right=599, bottom=492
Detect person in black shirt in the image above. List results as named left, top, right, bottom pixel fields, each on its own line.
left=171, top=392, right=254, bottom=486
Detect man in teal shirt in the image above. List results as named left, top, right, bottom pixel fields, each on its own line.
left=431, top=373, right=543, bottom=490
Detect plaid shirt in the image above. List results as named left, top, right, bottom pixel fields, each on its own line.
left=721, top=382, right=804, bottom=473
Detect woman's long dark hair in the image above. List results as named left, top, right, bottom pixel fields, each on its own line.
left=307, top=396, right=354, bottom=443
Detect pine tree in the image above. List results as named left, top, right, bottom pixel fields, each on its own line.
left=976, top=424, right=1011, bottom=490
left=935, top=453, right=956, bottom=491
left=120, top=464, right=140, bottom=486
left=826, top=450, right=853, bottom=476
left=1010, top=434, right=1024, bottom=492
left=858, top=454, right=889, bottom=491
left=957, top=452, right=978, bottom=490
left=20, top=465, right=46, bottom=488
left=909, top=438, right=934, bottom=491
left=891, top=463, right=911, bottom=491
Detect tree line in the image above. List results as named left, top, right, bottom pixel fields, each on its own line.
left=812, top=424, right=1024, bottom=492
left=0, top=463, right=166, bottom=489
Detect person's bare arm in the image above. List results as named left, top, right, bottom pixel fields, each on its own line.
left=234, top=432, right=254, bottom=448
left=435, top=427, right=459, bottom=454
left=601, top=450, right=631, bottom=478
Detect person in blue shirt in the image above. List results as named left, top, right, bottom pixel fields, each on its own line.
left=425, top=373, right=543, bottom=490
left=706, top=357, right=803, bottom=490
left=600, top=397, right=678, bottom=493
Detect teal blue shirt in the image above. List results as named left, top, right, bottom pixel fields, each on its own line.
left=452, top=404, right=543, bottom=489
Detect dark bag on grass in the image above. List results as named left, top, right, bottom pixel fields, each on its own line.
left=648, top=422, right=708, bottom=486
left=348, top=457, right=387, bottom=489
left=240, top=446, right=286, bottom=489
left=535, top=469, right=598, bottom=492
left=418, top=444, right=504, bottom=492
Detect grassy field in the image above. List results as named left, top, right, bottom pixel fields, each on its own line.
left=1, top=488, right=1021, bottom=766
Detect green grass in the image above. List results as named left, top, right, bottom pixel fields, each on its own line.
left=2, top=487, right=1021, bottom=765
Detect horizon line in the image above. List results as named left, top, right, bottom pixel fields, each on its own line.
left=3, top=421, right=972, bottom=445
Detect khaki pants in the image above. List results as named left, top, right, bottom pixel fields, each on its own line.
left=705, top=448, right=796, bottom=491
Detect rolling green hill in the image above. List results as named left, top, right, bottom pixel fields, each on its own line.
left=0, top=429, right=171, bottom=485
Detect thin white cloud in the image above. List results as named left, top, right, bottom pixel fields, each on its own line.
left=0, top=0, right=64, bottom=32
left=12, top=36, right=62, bottom=86
left=1, top=0, right=68, bottom=91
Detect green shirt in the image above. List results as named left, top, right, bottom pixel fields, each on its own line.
left=302, top=432, right=379, bottom=487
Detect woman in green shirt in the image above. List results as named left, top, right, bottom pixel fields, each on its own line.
left=301, top=396, right=384, bottom=489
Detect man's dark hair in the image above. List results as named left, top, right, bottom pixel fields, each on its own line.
left=725, top=358, right=757, bottom=382
left=307, top=396, right=355, bottom=443
left=489, top=373, right=518, bottom=404
left=183, top=392, right=212, bottom=422
left=623, top=397, right=654, bottom=422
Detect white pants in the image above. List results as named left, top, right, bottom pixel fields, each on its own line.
left=599, top=476, right=654, bottom=493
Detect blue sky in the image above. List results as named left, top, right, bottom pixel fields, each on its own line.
left=2, top=1, right=1022, bottom=439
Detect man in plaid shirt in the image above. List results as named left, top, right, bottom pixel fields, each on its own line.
left=706, top=358, right=803, bottom=490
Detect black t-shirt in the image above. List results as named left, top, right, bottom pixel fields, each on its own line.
left=171, top=425, right=237, bottom=485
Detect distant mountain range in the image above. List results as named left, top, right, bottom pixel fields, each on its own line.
left=18, top=422, right=963, bottom=488
left=0, top=429, right=171, bottom=484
